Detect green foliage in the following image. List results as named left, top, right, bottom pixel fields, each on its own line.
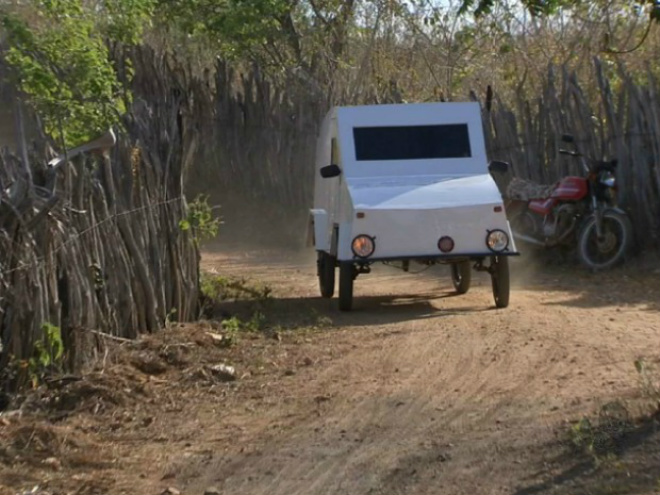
left=154, top=0, right=291, bottom=59
left=200, top=273, right=272, bottom=302
left=459, top=0, right=660, bottom=22
left=568, top=401, right=632, bottom=466
left=180, top=194, right=221, bottom=243
left=27, top=323, right=64, bottom=388
left=219, top=312, right=265, bottom=346
left=99, top=0, right=157, bottom=45
left=634, top=358, right=659, bottom=400
left=503, top=0, right=566, bottom=16
left=221, top=316, right=242, bottom=345
left=1, top=0, right=153, bottom=146
left=570, top=416, right=596, bottom=454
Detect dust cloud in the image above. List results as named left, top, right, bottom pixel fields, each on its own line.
left=200, top=193, right=316, bottom=267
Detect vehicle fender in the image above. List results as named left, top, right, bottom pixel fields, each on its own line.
left=584, top=206, right=629, bottom=223
left=309, top=209, right=332, bottom=252
left=305, top=212, right=315, bottom=248
left=604, top=206, right=628, bottom=216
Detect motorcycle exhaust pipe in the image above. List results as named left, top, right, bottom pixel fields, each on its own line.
left=512, top=231, right=545, bottom=246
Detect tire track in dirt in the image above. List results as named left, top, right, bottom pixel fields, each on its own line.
left=184, top=251, right=660, bottom=495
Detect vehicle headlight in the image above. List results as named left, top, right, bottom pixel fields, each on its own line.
left=486, top=229, right=509, bottom=252
left=601, top=175, right=616, bottom=188
left=351, top=234, right=375, bottom=258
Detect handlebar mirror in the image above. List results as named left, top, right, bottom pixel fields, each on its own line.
left=320, top=164, right=342, bottom=178
left=561, top=134, right=575, bottom=144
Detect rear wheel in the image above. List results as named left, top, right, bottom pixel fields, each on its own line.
left=577, top=211, right=632, bottom=271
left=317, top=251, right=336, bottom=298
left=451, top=261, right=472, bottom=294
left=490, top=255, right=510, bottom=308
left=338, top=262, right=355, bottom=311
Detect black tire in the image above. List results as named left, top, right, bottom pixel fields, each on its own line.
left=490, top=255, right=510, bottom=308
left=318, top=251, right=336, bottom=298
left=577, top=210, right=633, bottom=271
left=451, top=261, right=472, bottom=294
left=338, top=262, right=355, bottom=311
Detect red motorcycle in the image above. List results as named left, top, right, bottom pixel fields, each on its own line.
left=489, top=134, right=633, bottom=270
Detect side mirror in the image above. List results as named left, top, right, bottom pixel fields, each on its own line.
left=488, top=160, right=510, bottom=174
left=561, top=134, right=575, bottom=143
left=320, top=164, right=341, bottom=178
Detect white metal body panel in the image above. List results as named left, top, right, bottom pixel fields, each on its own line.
left=311, top=102, right=516, bottom=260
left=347, top=175, right=502, bottom=210
left=337, top=202, right=513, bottom=260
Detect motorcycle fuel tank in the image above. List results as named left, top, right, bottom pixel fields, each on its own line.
left=527, top=176, right=588, bottom=215
left=551, top=176, right=588, bottom=201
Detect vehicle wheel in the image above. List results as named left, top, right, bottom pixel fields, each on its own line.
left=317, top=251, right=336, bottom=298
left=577, top=210, right=633, bottom=271
left=338, top=262, right=355, bottom=311
left=451, top=261, right=471, bottom=294
left=490, top=255, right=510, bottom=308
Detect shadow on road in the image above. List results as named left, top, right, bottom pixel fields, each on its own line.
left=512, top=415, right=660, bottom=495
left=509, top=254, right=660, bottom=312
left=211, top=290, right=494, bottom=331
left=202, top=246, right=660, bottom=313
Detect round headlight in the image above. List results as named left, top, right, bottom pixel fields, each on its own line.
left=601, top=175, right=616, bottom=188
left=486, top=229, right=509, bottom=252
left=438, top=236, right=455, bottom=253
left=351, top=234, right=375, bottom=258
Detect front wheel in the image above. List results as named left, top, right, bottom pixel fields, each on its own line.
left=338, top=262, right=355, bottom=311
left=451, top=261, right=472, bottom=294
left=490, top=256, right=510, bottom=308
left=577, top=210, right=633, bottom=271
left=317, top=251, right=336, bottom=298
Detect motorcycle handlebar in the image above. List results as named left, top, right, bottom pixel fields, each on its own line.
left=559, top=137, right=617, bottom=174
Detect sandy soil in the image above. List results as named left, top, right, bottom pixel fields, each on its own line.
left=1, top=249, right=659, bottom=495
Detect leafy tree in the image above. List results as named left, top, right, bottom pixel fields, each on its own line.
left=459, top=0, right=660, bottom=22
left=0, top=0, right=154, bottom=146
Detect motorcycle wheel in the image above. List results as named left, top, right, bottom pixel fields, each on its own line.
left=577, top=210, right=633, bottom=271
left=490, top=255, right=510, bottom=308
left=317, top=251, right=336, bottom=298
left=509, top=210, right=537, bottom=235
left=451, top=261, right=471, bottom=294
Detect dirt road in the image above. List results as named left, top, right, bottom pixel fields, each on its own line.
left=183, top=251, right=660, bottom=495
left=2, top=250, right=659, bottom=495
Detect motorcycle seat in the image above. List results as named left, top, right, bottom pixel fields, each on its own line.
left=505, top=177, right=556, bottom=201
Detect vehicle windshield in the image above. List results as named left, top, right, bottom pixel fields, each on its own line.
left=353, top=124, right=471, bottom=161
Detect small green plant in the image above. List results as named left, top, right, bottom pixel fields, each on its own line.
left=165, top=307, right=178, bottom=328
left=245, top=311, right=266, bottom=332
left=219, top=311, right=268, bottom=346
left=314, top=315, right=333, bottom=328
left=200, top=273, right=272, bottom=302
left=180, top=194, right=222, bottom=243
left=27, top=323, right=64, bottom=388
left=634, top=358, right=660, bottom=401
left=570, top=417, right=595, bottom=454
left=568, top=401, right=631, bottom=466
left=222, top=316, right=242, bottom=346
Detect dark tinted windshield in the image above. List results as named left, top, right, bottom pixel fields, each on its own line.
left=353, top=124, right=471, bottom=161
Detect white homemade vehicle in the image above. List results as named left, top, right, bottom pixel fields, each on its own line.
left=308, top=102, right=518, bottom=311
